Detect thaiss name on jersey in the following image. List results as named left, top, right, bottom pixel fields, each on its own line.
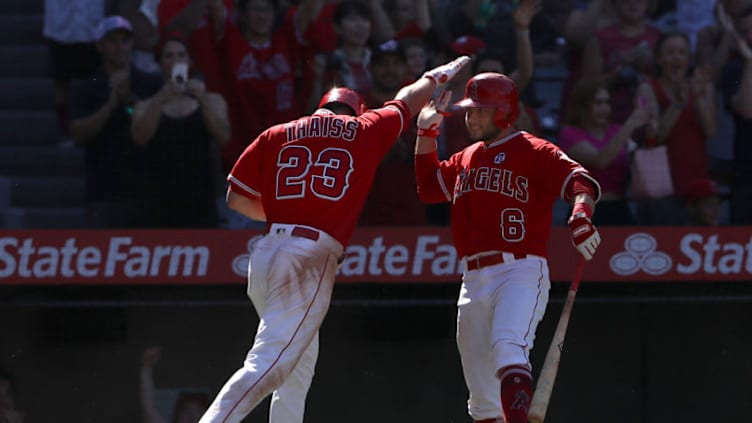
left=453, top=167, right=529, bottom=202
left=285, top=115, right=359, bottom=142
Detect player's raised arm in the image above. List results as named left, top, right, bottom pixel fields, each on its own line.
left=414, top=89, right=451, bottom=155
left=394, top=55, right=471, bottom=116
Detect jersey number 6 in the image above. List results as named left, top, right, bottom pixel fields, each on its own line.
left=501, top=208, right=525, bottom=242
left=276, top=145, right=354, bottom=201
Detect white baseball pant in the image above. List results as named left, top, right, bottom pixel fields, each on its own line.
left=200, top=223, right=343, bottom=423
left=456, top=253, right=550, bottom=421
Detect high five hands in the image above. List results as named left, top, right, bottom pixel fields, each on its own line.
left=417, top=89, right=452, bottom=136
left=422, top=56, right=471, bottom=87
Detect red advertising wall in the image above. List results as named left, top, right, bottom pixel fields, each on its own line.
left=0, top=226, right=750, bottom=284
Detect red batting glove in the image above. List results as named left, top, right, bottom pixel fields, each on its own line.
left=422, top=56, right=471, bottom=86
left=568, top=203, right=601, bottom=261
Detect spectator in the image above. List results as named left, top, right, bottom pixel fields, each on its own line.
left=358, top=40, right=427, bottom=226
left=445, top=0, right=495, bottom=41
left=559, top=0, right=617, bottom=120
left=131, top=33, right=230, bottom=228
left=485, top=0, right=561, bottom=69
left=208, top=0, right=322, bottom=173
left=43, top=0, right=105, bottom=139
left=140, top=347, right=210, bottom=423
left=696, top=1, right=752, bottom=84
left=295, top=0, right=341, bottom=54
left=400, top=36, right=430, bottom=81
left=0, top=368, right=23, bottom=423
left=119, top=0, right=162, bottom=75
left=558, top=77, right=650, bottom=225
left=157, top=0, right=235, bottom=96
left=675, top=0, right=717, bottom=53
left=362, top=39, right=409, bottom=106
left=368, top=0, right=432, bottom=43
left=581, top=0, right=661, bottom=125
left=319, top=0, right=375, bottom=96
left=69, top=16, right=162, bottom=228
left=719, top=3, right=752, bottom=224
left=635, top=30, right=717, bottom=224
left=684, top=178, right=724, bottom=226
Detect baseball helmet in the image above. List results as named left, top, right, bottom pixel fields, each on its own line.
left=455, top=72, right=519, bottom=129
left=318, top=87, right=367, bottom=116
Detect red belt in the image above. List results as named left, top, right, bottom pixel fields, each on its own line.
left=291, top=226, right=320, bottom=241
left=465, top=252, right=527, bottom=271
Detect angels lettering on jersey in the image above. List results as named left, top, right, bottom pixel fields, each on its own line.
left=454, top=164, right=530, bottom=204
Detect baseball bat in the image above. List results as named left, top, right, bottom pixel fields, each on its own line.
left=528, top=258, right=586, bottom=423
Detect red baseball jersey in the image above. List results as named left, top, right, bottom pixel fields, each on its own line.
left=228, top=100, right=411, bottom=246
left=415, top=131, right=597, bottom=259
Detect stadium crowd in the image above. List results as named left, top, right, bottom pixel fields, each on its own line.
left=44, top=0, right=752, bottom=229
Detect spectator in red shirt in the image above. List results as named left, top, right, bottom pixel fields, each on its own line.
left=633, top=30, right=717, bottom=225
left=581, top=0, right=661, bottom=124
left=208, top=0, right=323, bottom=171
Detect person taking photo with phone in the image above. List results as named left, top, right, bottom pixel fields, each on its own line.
left=131, top=32, right=231, bottom=228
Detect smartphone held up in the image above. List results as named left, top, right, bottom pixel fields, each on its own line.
left=171, top=62, right=188, bottom=90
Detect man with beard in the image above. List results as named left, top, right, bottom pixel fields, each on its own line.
left=358, top=39, right=429, bottom=226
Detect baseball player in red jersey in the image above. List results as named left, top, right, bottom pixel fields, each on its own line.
left=198, top=56, right=471, bottom=423
left=414, top=72, right=602, bottom=423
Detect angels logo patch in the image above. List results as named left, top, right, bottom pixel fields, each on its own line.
left=494, top=152, right=506, bottom=164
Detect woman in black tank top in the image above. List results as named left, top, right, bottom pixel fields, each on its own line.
left=131, top=34, right=231, bottom=228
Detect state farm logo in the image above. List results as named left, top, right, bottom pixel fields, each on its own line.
left=0, top=236, right=209, bottom=279
left=231, top=235, right=462, bottom=279
left=610, top=233, right=672, bottom=276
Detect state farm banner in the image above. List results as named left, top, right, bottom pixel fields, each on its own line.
left=0, top=227, right=750, bottom=284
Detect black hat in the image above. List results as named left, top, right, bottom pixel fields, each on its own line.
left=371, top=39, right=406, bottom=64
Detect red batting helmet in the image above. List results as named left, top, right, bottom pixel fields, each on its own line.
left=318, top=87, right=367, bottom=116
left=455, top=72, right=519, bottom=129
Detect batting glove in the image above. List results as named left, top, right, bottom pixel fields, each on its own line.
left=568, top=203, right=600, bottom=261
left=416, top=89, right=452, bottom=138
left=422, top=56, right=471, bottom=87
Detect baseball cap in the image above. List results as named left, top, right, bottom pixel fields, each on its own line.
left=95, top=15, right=133, bottom=41
left=371, top=39, right=406, bottom=64
left=685, top=178, right=720, bottom=201
left=448, top=35, right=486, bottom=56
